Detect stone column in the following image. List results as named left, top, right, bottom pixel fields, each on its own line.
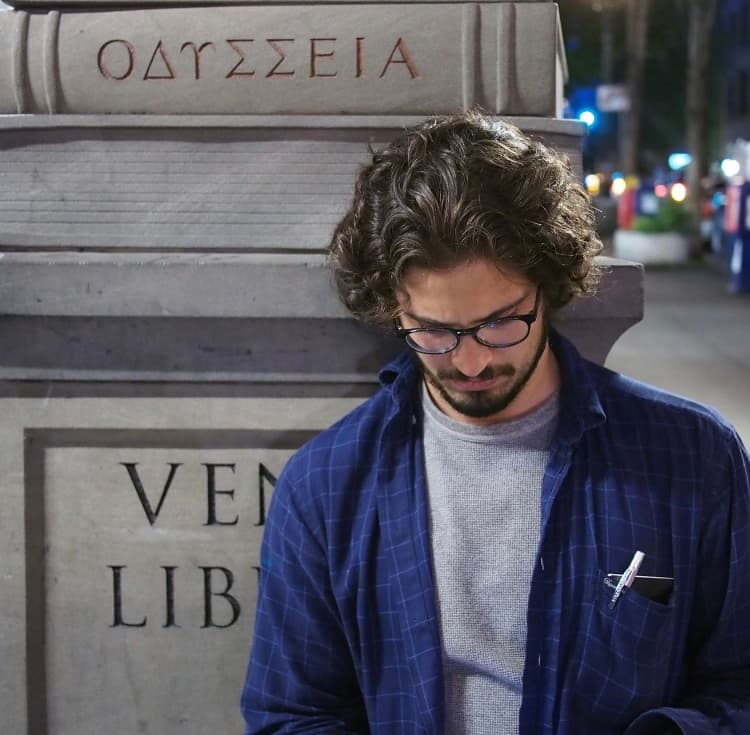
left=0, top=4, right=643, bottom=734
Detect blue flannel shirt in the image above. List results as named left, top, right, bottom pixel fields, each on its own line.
left=241, top=332, right=750, bottom=734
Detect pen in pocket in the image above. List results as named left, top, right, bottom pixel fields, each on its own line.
left=608, top=550, right=645, bottom=609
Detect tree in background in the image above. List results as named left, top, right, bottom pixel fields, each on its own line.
left=560, top=0, right=722, bottom=187
left=686, top=0, right=719, bottom=252
left=621, top=0, right=651, bottom=176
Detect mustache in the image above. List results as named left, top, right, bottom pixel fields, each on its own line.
left=436, top=364, right=515, bottom=381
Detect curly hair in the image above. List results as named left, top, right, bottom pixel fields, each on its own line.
left=327, top=112, right=602, bottom=325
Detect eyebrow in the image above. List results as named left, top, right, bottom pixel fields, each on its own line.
left=402, top=291, right=531, bottom=328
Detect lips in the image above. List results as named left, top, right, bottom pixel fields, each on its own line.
left=440, top=366, right=514, bottom=392
left=447, top=375, right=502, bottom=392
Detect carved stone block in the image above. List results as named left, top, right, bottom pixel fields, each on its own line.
left=0, top=115, right=582, bottom=250
left=0, top=3, right=565, bottom=115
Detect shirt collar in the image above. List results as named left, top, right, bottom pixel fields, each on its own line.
left=548, top=330, right=607, bottom=444
left=378, top=350, right=420, bottom=409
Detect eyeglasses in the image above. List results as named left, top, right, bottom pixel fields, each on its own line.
left=395, top=287, right=540, bottom=355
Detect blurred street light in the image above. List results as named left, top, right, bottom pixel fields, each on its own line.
left=668, top=153, right=693, bottom=171
left=670, top=182, right=688, bottom=202
left=579, top=110, right=597, bottom=127
left=721, top=159, right=741, bottom=178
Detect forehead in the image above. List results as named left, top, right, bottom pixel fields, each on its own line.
left=396, top=259, right=533, bottom=323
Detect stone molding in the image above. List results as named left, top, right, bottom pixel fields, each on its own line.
left=0, top=3, right=565, bottom=115
left=0, top=254, right=643, bottom=380
left=0, top=116, right=585, bottom=251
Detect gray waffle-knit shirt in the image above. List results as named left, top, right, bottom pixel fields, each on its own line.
left=421, top=385, right=559, bottom=735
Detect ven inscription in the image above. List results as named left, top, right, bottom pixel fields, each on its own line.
left=108, top=461, right=276, bottom=629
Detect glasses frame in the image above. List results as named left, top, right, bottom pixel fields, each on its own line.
left=395, top=286, right=541, bottom=355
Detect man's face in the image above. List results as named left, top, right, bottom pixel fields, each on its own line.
left=396, top=259, right=559, bottom=425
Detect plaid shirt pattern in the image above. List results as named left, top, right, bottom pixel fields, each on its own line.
left=241, top=332, right=750, bottom=735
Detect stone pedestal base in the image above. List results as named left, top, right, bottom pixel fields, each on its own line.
left=0, top=114, right=643, bottom=735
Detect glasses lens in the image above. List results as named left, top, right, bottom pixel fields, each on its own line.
left=476, top=320, right=530, bottom=347
left=405, top=329, right=457, bottom=354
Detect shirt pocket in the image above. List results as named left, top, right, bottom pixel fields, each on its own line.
left=571, top=569, right=677, bottom=728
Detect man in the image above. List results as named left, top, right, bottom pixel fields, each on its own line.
left=241, top=113, right=750, bottom=734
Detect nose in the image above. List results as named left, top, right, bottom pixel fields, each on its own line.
left=450, top=335, right=494, bottom=377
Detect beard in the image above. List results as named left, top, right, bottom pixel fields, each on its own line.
left=420, top=320, right=550, bottom=420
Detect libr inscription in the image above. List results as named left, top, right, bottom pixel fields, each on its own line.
left=24, top=427, right=336, bottom=733
left=107, top=460, right=277, bottom=630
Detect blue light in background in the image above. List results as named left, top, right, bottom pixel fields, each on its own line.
left=668, top=152, right=692, bottom=171
left=578, top=110, right=597, bottom=127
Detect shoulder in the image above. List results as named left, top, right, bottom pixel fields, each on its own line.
left=273, top=384, right=406, bottom=529
left=287, top=387, right=394, bottom=473
left=593, top=361, right=734, bottom=436
left=267, top=353, right=419, bottom=538
left=263, top=384, right=411, bottom=553
left=282, top=352, right=420, bottom=484
left=584, top=360, right=747, bottom=485
left=554, top=331, right=739, bottom=450
left=566, top=359, right=750, bottom=518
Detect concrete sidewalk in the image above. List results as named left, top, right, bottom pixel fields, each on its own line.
left=604, top=262, right=750, bottom=444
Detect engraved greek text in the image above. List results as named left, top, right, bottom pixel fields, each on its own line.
left=226, top=39, right=255, bottom=78
left=379, top=37, right=420, bottom=79
left=180, top=41, right=215, bottom=80
left=97, top=39, right=136, bottom=81
left=310, top=37, right=337, bottom=78
left=356, top=36, right=365, bottom=78
left=266, top=38, right=295, bottom=78
left=143, top=40, right=177, bottom=80
left=95, top=35, right=421, bottom=84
